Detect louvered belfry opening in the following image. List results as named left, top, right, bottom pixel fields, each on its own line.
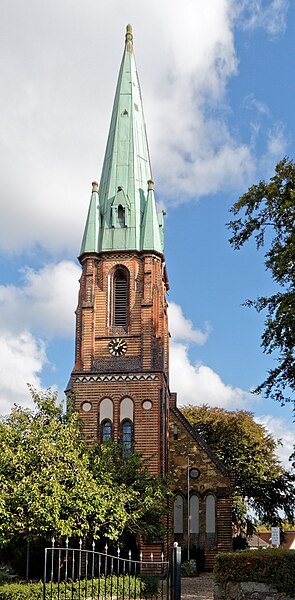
left=114, top=268, right=128, bottom=326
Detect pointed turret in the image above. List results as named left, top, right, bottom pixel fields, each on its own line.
left=80, top=181, right=100, bottom=254
left=141, top=179, right=163, bottom=253
left=80, top=25, right=163, bottom=256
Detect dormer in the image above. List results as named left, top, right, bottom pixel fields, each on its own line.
left=111, top=187, right=131, bottom=228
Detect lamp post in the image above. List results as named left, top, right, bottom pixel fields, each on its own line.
left=187, top=457, right=190, bottom=561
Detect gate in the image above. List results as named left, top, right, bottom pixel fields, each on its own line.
left=43, top=539, right=181, bottom=600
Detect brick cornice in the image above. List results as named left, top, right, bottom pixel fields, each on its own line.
left=72, top=372, right=161, bottom=384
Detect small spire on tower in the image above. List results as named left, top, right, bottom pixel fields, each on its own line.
left=125, top=24, right=133, bottom=50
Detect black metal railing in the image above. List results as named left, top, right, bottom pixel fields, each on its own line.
left=43, top=538, right=180, bottom=600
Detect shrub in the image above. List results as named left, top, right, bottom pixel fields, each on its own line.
left=0, top=581, right=42, bottom=599
left=181, top=560, right=197, bottom=577
left=214, top=548, right=295, bottom=596
left=0, top=574, right=159, bottom=599
left=0, top=565, right=16, bottom=584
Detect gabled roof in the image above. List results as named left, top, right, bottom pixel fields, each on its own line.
left=259, top=531, right=295, bottom=549
left=248, top=534, right=270, bottom=548
left=80, top=25, right=164, bottom=257
left=171, top=405, right=230, bottom=476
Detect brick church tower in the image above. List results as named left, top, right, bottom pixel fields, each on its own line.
left=68, top=25, right=170, bottom=477
left=68, top=25, right=233, bottom=567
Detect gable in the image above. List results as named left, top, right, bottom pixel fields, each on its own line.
left=169, top=405, right=233, bottom=496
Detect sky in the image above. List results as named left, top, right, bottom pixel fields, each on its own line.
left=0, top=0, right=294, bottom=469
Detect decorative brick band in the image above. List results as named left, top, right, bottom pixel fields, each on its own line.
left=74, top=373, right=160, bottom=383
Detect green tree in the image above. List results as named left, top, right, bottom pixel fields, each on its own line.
left=89, top=441, right=170, bottom=543
left=182, top=404, right=295, bottom=529
left=0, top=387, right=169, bottom=546
left=228, top=157, right=295, bottom=407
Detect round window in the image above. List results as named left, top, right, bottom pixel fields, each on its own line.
left=82, top=401, right=92, bottom=412
left=142, top=400, right=152, bottom=411
left=189, top=467, right=200, bottom=480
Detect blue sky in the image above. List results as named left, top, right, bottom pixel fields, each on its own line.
left=0, top=0, right=294, bottom=467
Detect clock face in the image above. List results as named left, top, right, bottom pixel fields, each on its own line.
left=108, top=338, right=127, bottom=357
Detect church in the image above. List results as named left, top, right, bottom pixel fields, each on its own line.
left=67, top=24, right=233, bottom=569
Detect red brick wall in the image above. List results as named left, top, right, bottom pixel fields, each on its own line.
left=69, top=249, right=233, bottom=566
left=169, top=411, right=233, bottom=568
left=70, top=250, right=170, bottom=476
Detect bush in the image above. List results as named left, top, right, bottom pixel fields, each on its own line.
left=0, top=574, right=159, bottom=599
left=181, top=560, right=197, bottom=577
left=0, top=565, right=16, bottom=584
left=0, top=581, right=42, bottom=599
left=214, top=548, right=295, bottom=596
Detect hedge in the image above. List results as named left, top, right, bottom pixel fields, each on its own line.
left=0, top=574, right=159, bottom=599
left=214, top=548, right=295, bottom=596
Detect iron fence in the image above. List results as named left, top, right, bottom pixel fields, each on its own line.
left=43, top=539, right=181, bottom=600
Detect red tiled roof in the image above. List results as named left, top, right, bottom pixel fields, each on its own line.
left=257, top=531, right=295, bottom=549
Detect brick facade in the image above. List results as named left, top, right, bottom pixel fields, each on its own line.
left=169, top=403, right=233, bottom=568
left=67, top=247, right=233, bottom=568
left=69, top=250, right=170, bottom=476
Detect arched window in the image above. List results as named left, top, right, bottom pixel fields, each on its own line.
left=99, top=398, right=113, bottom=443
left=174, top=494, right=183, bottom=534
left=118, top=205, right=125, bottom=227
left=99, top=398, right=113, bottom=422
left=121, top=419, right=133, bottom=456
left=101, top=419, right=112, bottom=443
left=206, top=494, right=216, bottom=534
left=120, top=397, right=134, bottom=422
left=189, top=494, right=199, bottom=534
left=113, top=268, right=128, bottom=327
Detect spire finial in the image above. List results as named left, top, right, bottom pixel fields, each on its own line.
left=125, top=24, right=133, bottom=49
left=148, top=179, right=154, bottom=191
left=92, top=181, right=99, bottom=192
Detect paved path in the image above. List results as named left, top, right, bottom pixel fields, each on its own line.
left=181, top=574, right=214, bottom=600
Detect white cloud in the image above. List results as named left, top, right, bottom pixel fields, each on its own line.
left=0, top=0, right=289, bottom=253
left=258, top=122, right=289, bottom=177
left=266, top=123, right=288, bottom=157
left=255, top=414, right=295, bottom=470
left=0, top=260, right=80, bottom=414
left=236, top=0, right=289, bottom=35
left=243, top=93, right=271, bottom=117
left=170, top=340, right=255, bottom=408
left=0, top=261, right=80, bottom=338
left=168, top=302, right=255, bottom=408
left=0, top=331, right=46, bottom=414
left=168, top=302, right=211, bottom=345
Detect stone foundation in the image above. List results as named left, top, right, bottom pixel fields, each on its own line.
left=214, top=580, right=295, bottom=600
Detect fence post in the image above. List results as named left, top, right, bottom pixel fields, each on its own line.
left=43, top=547, right=47, bottom=600
left=170, top=542, right=181, bottom=600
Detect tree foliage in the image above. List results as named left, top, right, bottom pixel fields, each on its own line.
left=182, top=404, right=295, bottom=528
left=228, top=157, right=295, bottom=407
left=89, top=441, right=169, bottom=544
left=0, top=388, right=169, bottom=546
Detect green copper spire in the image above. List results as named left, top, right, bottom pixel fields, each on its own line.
left=80, top=25, right=164, bottom=256
left=141, top=179, right=162, bottom=253
left=80, top=181, right=100, bottom=253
